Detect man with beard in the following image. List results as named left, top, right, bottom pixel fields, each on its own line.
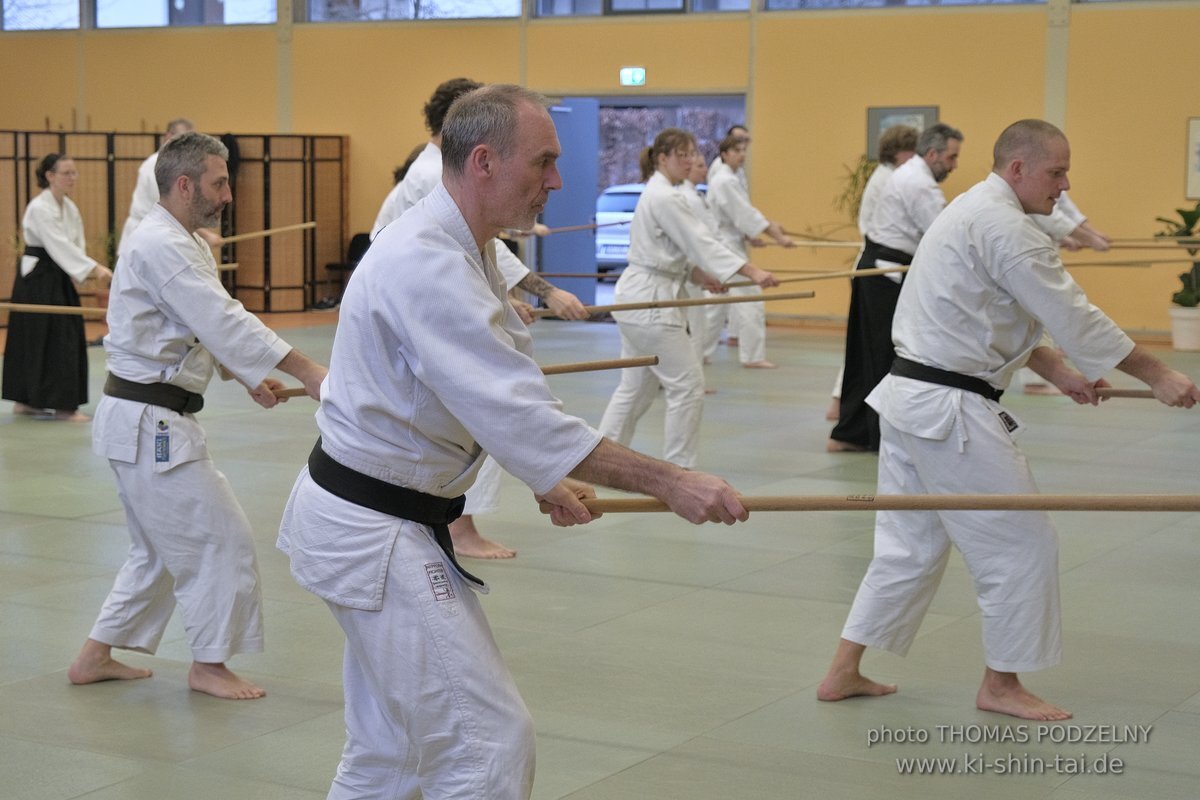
left=829, top=122, right=963, bottom=452
left=68, top=132, right=327, bottom=700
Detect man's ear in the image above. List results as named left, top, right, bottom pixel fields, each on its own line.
left=467, top=144, right=493, bottom=179
left=1007, top=158, right=1025, bottom=182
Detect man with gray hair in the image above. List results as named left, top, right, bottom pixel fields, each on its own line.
left=373, top=76, right=591, bottom=560
left=117, top=118, right=220, bottom=261
left=818, top=119, right=1200, bottom=720
left=830, top=121, right=964, bottom=453
left=277, top=84, right=749, bottom=799
left=68, top=131, right=328, bottom=700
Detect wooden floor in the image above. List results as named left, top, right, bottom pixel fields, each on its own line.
left=1, top=318, right=1198, bottom=800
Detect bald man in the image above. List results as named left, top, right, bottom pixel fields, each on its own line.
left=818, top=119, right=1200, bottom=721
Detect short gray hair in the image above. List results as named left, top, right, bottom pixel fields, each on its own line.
left=441, top=84, right=550, bottom=177
left=156, top=131, right=228, bottom=195
left=916, top=122, right=964, bottom=156
left=165, top=117, right=195, bottom=137
left=992, top=119, right=1066, bottom=170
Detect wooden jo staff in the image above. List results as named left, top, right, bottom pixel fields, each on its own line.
left=565, top=493, right=1200, bottom=514
left=529, top=290, right=815, bottom=319
left=0, top=302, right=107, bottom=318
left=1106, top=237, right=1200, bottom=246
left=270, top=356, right=661, bottom=399
left=541, top=355, right=658, bottom=375
left=1100, top=242, right=1199, bottom=251
left=724, top=265, right=907, bottom=288
left=508, top=221, right=629, bottom=237
left=1060, top=259, right=1161, bottom=269
left=535, top=273, right=624, bottom=279
left=219, top=221, right=316, bottom=246
left=1095, top=388, right=1155, bottom=399
left=767, top=239, right=863, bottom=249
left=781, top=230, right=855, bottom=243
left=533, top=267, right=848, bottom=279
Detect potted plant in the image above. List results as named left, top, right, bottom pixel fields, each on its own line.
left=1160, top=201, right=1200, bottom=349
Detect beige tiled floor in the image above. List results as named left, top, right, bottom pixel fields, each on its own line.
left=2, top=318, right=1199, bottom=799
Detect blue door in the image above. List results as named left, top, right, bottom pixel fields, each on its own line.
left=542, top=98, right=600, bottom=306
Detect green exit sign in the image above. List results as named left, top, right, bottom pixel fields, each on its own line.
left=619, top=67, right=646, bottom=87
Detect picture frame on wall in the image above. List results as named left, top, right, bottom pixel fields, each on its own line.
left=866, top=106, right=939, bottom=161
left=1187, top=118, right=1200, bottom=200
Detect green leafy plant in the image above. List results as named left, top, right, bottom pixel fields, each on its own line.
left=1173, top=263, right=1200, bottom=307
left=1156, top=200, right=1200, bottom=238
left=1159, top=201, right=1200, bottom=307
left=833, top=154, right=877, bottom=224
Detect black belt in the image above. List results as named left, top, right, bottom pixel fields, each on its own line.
left=890, top=357, right=1004, bottom=402
left=307, top=440, right=483, bottom=589
left=861, top=237, right=914, bottom=268
left=104, top=373, right=205, bottom=414
left=24, top=246, right=49, bottom=260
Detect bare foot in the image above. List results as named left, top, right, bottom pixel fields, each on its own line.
left=188, top=662, right=266, bottom=700
left=725, top=337, right=739, bottom=347
left=68, top=640, right=153, bottom=685
left=13, top=403, right=45, bottom=416
left=1022, top=383, right=1062, bottom=396
left=704, top=387, right=718, bottom=395
left=825, top=397, right=840, bottom=422
left=826, top=438, right=869, bottom=453
left=817, top=667, right=897, bottom=702
left=450, top=516, right=516, bottom=559
left=742, top=360, right=777, bottom=369
left=976, top=672, right=1070, bottom=720
left=702, top=356, right=712, bottom=365
left=53, top=410, right=91, bottom=422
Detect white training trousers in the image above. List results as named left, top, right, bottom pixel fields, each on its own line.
left=702, top=286, right=764, bottom=363
left=90, top=449, right=264, bottom=663
left=842, top=402, right=1062, bottom=673
left=325, top=521, right=535, bottom=800
left=598, top=319, right=704, bottom=468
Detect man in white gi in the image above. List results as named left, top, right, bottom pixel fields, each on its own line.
left=817, top=119, right=1200, bottom=720
left=68, top=132, right=328, bottom=700
left=829, top=122, right=963, bottom=453
left=277, top=85, right=749, bottom=800
left=826, top=125, right=919, bottom=420
left=704, top=132, right=794, bottom=369
left=117, top=118, right=221, bottom=261
left=374, top=76, right=590, bottom=559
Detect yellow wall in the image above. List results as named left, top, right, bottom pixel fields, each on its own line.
left=3, top=4, right=1199, bottom=330
left=1065, top=5, right=1200, bottom=331
left=292, top=22, right=523, bottom=226
left=751, top=9, right=1048, bottom=318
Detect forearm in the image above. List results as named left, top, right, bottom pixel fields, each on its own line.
left=1115, top=344, right=1172, bottom=386
left=276, top=348, right=328, bottom=388
left=1024, top=346, right=1068, bottom=384
left=568, top=438, right=681, bottom=500
left=516, top=271, right=556, bottom=300
left=764, top=222, right=791, bottom=245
